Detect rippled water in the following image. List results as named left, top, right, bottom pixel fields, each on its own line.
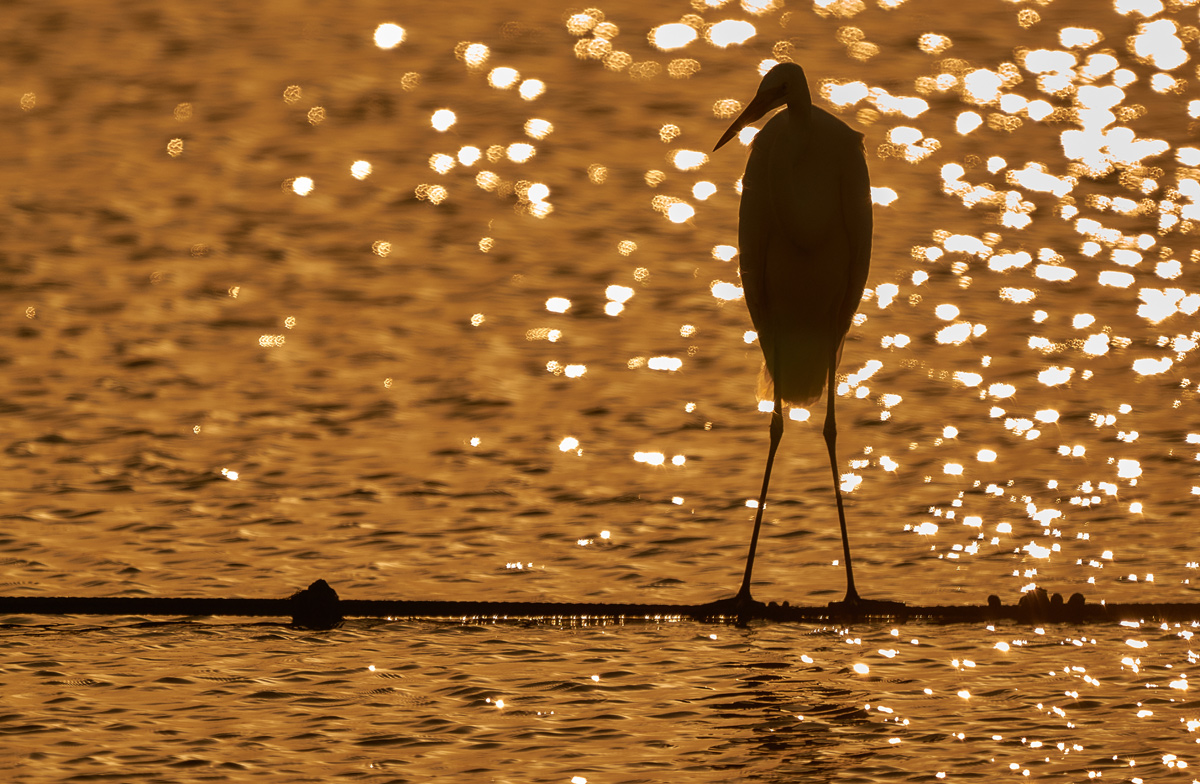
left=3, top=0, right=1200, bottom=779
left=6, top=619, right=1200, bottom=781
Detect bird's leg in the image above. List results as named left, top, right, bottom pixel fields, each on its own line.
left=824, top=357, right=860, bottom=605
left=734, top=394, right=784, bottom=614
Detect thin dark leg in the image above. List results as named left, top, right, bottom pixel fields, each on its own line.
left=736, top=394, right=784, bottom=606
left=824, top=357, right=859, bottom=604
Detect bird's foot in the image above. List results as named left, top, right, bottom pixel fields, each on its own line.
left=706, top=591, right=767, bottom=624
left=827, top=592, right=906, bottom=619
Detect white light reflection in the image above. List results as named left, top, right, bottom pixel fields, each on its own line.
left=373, top=24, right=405, bottom=49
left=519, top=80, right=546, bottom=100
left=707, top=20, right=756, bottom=47
left=649, top=23, right=697, bottom=50
left=489, top=67, right=520, bottom=88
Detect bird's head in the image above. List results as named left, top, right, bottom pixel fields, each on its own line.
left=713, top=62, right=811, bottom=152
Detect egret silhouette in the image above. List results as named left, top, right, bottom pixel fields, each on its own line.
left=714, top=62, right=882, bottom=614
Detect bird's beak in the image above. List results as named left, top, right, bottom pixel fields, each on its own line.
left=712, top=84, right=786, bottom=152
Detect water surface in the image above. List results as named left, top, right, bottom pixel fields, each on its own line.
left=3, top=0, right=1199, bottom=779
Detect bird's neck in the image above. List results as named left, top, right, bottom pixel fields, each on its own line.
left=785, top=82, right=812, bottom=142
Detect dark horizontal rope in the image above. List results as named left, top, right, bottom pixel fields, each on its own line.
left=342, top=599, right=1200, bottom=624
left=1, top=581, right=1197, bottom=627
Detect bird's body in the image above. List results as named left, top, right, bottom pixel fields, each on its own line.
left=714, top=63, right=889, bottom=616
left=737, top=90, right=872, bottom=406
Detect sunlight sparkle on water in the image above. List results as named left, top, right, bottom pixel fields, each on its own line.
left=524, top=119, right=553, bottom=139
left=415, top=184, right=447, bottom=204
left=373, top=23, right=405, bottom=49
left=875, top=283, right=898, bottom=308
left=1099, top=270, right=1135, bottom=288
left=489, top=67, right=519, bottom=89
left=826, top=80, right=869, bottom=106
left=507, top=143, right=535, bottom=163
left=519, top=80, right=545, bottom=100
left=935, top=322, right=972, bottom=345
left=955, top=112, right=983, bottom=134
left=649, top=24, right=697, bottom=51
left=648, top=356, right=683, bottom=371
left=1132, top=357, right=1172, bottom=375
left=707, top=20, right=756, bottom=47
left=934, top=304, right=959, bottom=321
left=710, top=281, right=743, bottom=301
left=871, top=187, right=897, bottom=205
left=1038, top=366, right=1074, bottom=386
left=431, top=109, right=456, bottom=131
left=666, top=202, right=695, bottom=223
left=670, top=150, right=707, bottom=170
left=712, top=244, right=737, bottom=261
left=606, top=285, right=634, bottom=306
left=456, top=42, right=489, bottom=68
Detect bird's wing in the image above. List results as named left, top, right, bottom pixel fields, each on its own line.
left=736, top=113, right=783, bottom=341
left=837, top=133, right=873, bottom=333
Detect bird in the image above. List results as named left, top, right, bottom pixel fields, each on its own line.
left=713, top=62, right=885, bottom=615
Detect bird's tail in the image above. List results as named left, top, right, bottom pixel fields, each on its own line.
left=756, top=336, right=845, bottom=408
left=756, top=360, right=823, bottom=408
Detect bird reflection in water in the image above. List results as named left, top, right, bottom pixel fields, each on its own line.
left=714, top=63, right=901, bottom=619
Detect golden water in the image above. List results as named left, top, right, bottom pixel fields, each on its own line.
left=3, top=0, right=1200, bottom=779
